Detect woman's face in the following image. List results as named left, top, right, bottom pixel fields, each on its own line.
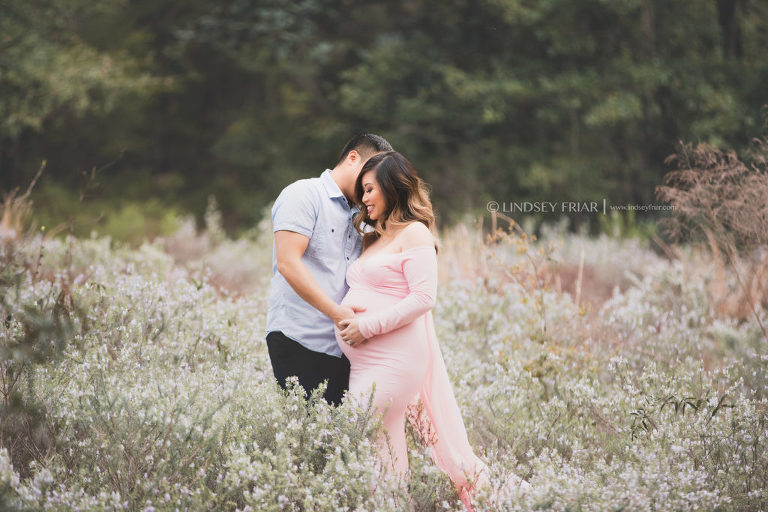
left=361, top=170, right=387, bottom=221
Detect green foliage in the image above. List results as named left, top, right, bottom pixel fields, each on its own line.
left=2, top=0, right=767, bottom=236
left=31, top=182, right=182, bottom=245
left=598, top=210, right=658, bottom=239
left=99, top=201, right=181, bottom=245
left=0, top=0, right=165, bottom=138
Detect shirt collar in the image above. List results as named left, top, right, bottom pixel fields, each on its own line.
left=320, top=169, right=344, bottom=199
left=321, top=169, right=360, bottom=212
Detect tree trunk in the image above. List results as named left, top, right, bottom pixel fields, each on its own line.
left=716, top=0, right=743, bottom=59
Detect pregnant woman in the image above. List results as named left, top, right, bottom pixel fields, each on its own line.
left=335, top=151, right=529, bottom=510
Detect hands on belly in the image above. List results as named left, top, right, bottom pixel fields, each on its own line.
left=337, top=299, right=368, bottom=347
left=338, top=316, right=367, bottom=346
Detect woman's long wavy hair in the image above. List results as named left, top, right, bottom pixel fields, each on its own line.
left=353, top=151, right=436, bottom=250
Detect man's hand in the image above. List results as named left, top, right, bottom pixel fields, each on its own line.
left=332, top=303, right=366, bottom=328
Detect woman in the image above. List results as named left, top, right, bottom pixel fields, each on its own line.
left=335, top=151, right=529, bottom=510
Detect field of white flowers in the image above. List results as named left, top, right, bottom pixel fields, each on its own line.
left=1, top=213, right=766, bottom=511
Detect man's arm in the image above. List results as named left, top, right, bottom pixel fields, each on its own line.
left=275, top=230, right=363, bottom=327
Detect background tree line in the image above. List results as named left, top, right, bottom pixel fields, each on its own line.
left=1, top=0, right=766, bottom=238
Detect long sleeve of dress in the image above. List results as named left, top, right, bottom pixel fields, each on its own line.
left=357, top=245, right=437, bottom=339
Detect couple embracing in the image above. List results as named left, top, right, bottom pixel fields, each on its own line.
left=265, top=133, right=529, bottom=510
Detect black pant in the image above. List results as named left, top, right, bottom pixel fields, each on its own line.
left=266, top=331, right=350, bottom=406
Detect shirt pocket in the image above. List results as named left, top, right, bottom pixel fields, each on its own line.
left=307, top=223, right=334, bottom=257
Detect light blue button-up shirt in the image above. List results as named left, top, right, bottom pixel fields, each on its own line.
left=266, top=169, right=362, bottom=357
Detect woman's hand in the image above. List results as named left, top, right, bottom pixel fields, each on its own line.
left=338, top=318, right=367, bottom=347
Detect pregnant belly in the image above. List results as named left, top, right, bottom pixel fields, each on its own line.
left=335, top=288, right=430, bottom=370
left=341, top=288, right=400, bottom=311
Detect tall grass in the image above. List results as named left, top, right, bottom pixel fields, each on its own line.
left=1, top=196, right=766, bottom=510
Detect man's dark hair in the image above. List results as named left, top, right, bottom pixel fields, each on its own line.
left=336, top=133, right=393, bottom=166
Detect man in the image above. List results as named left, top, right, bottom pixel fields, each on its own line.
left=265, top=133, right=393, bottom=405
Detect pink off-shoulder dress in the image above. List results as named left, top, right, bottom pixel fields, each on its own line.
left=334, top=245, right=488, bottom=511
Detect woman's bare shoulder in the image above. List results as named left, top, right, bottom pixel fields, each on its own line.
left=398, top=222, right=434, bottom=250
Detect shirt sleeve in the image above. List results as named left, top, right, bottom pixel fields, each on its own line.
left=357, top=246, right=438, bottom=338
left=271, top=180, right=318, bottom=238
